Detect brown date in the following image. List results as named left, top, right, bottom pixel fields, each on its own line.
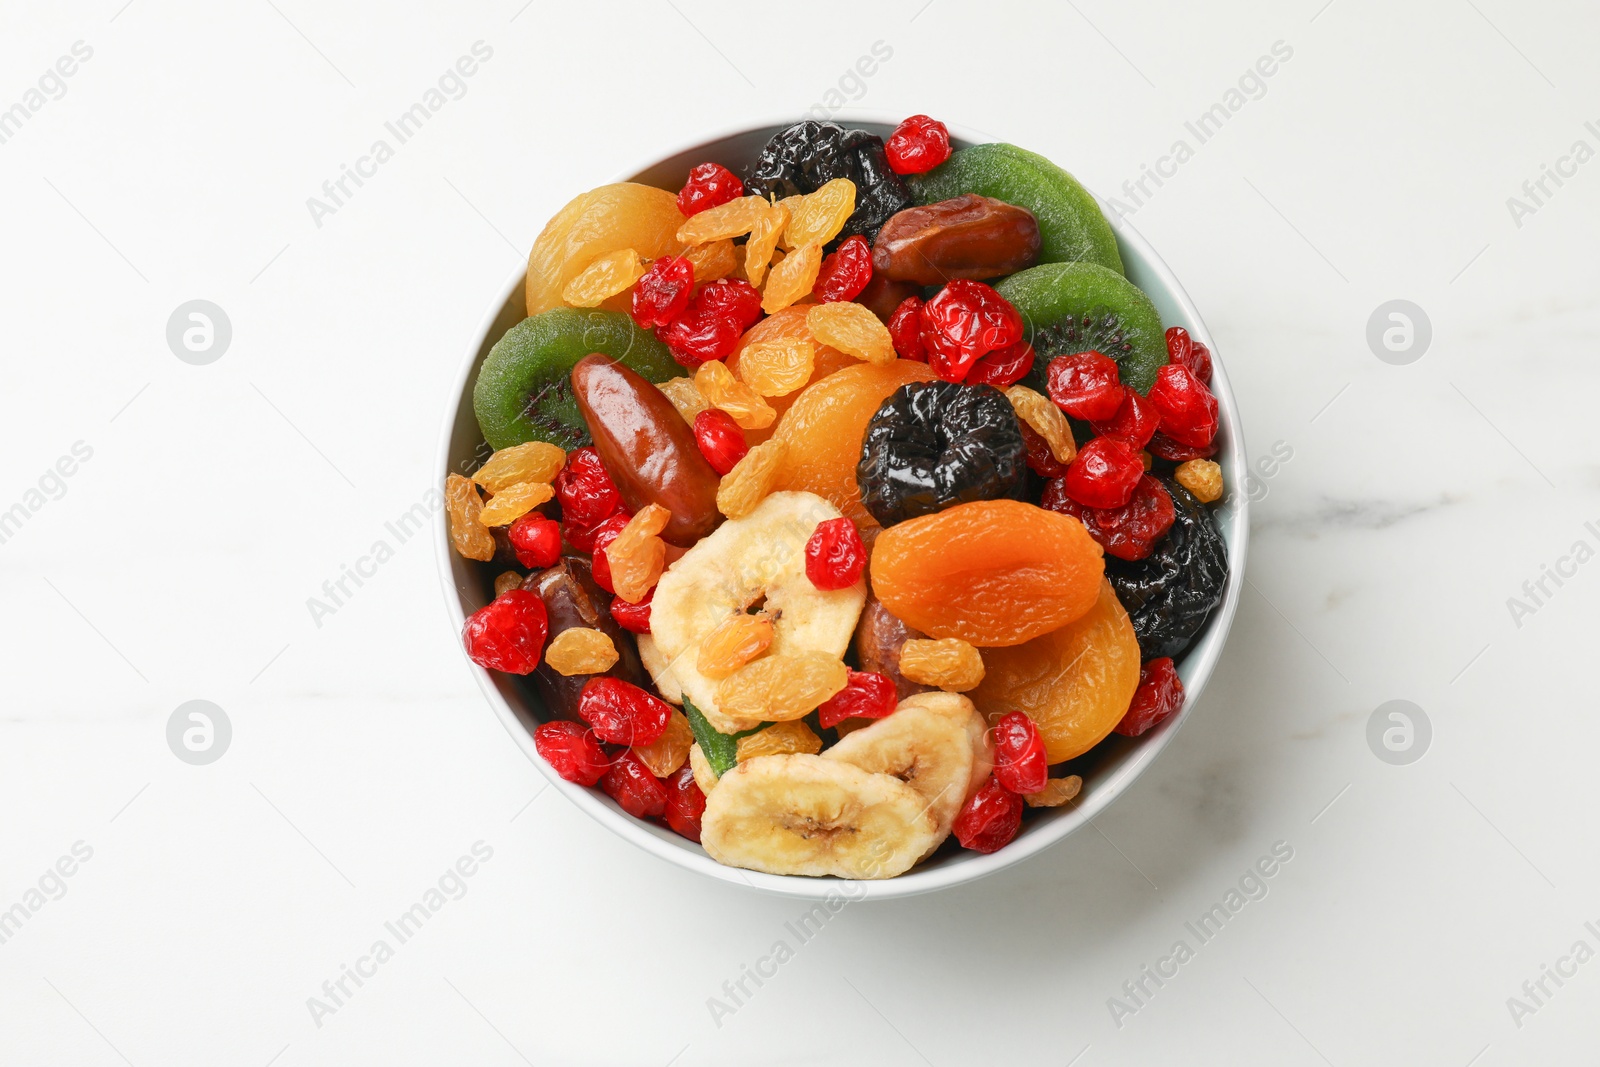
left=571, top=353, right=722, bottom=546
left=853, top=594, right=935, bottom=702
left=523, top=557, right=646, bottom=720
left=853, top=272, right=921, bottom=324
left=871, top=195, right=1041, bottom=285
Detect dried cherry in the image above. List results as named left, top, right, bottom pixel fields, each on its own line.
left=577, top=676, right=672, bottom=746
left=991, top=711, right=1048, bottom=794
left=533, top=721, right=610, bottom=785
left=1147, top=364, right=1218, bottom=448
left=1114, top=657, right=1185, bottom=737
left=677, top=162, right=744, bottom=217
left=1089, top=388, right=1160, bottom=449
left=693, top=408, right=749, bottom=475
left=1042, top=473, right=1175, bottom=561
left=609, top=587, right=652, bottom=635
left=887, top=296, right=927, bottom=362
left=1146, top=431, right=1218, bottom=462
left=1105, top=479, right=1228, bottom=659
left=817, top=669, right=898, bottom=729
left=664, top=763, right=707, bottom=841
left=587, top=511, right=633, bottom=594
left=554, top=446, right=623, bottom=549
left=1046, top=351, right=1124, bottom=422
left=885, top=114, right=951, bottom=174
left=1165, top=326, right=1212, bottom=384
left=813, top=235, right=873, bottom=303
left=919, top=280, right=1024, bottom=383
left=462, top=589, right=548, bottom=675
left=506, top=513, right=562, bottom=570
left=601, top=750, right=668, bottom=819
left=965, top=340, right=1035, bottom=390
left=804, top=516, right=866, bottom=591
left=953, top=775, right=1023, bottom=853
left=631, top=255, right=696, bottom=329
left=1063, top=436, right=1144, bottom=509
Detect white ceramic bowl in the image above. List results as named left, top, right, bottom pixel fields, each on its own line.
left=436, top=116, right=1249, bottom=900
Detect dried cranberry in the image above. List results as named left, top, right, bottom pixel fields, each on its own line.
left=601, top=750, right=668, bottom=819
left=609, top=588, right=653, bottom=635
left=1089, top=388, right=1160, bottom=449
left=919, top=280, right=1024, bottom=383
left=813, top=235, right=873, bottom=303
left=631, top=255, right=696, bottom=329
left=677, top=162, right=744, bottom=217
left=1114, top=657, right=1185, bottom=737
left=659, top=279, right=763, bottom=367
left=817, top=670, right=898, bottom=729
left=506, top=513, right=561, bottom=570
left=886, top=296, right=927, bottom=362
left=1145, top=431, right=1218, bottom=462
left=1046, top=351, right=1124, bottom=422
left=694, top=278, right=763, bottom=332
left=533, top=721, right=609, bottom=785
left=885, top=114, right=952, bottom=175
left=804, top=517, right=866, bottom=591
left=1043, top=474, right=1174, bottom=561
left=1019, top=422, right=1070, bottom=478
left=587, top=511, right=633, bottom=594
left=1064, top=436, right=1144, bottom=509
left=693, top=409, right=749, bottom=475
left=664, top=763, right=707, bottom=841
left=991, top=711, right=1048, bottom=794
left=965, top=340, right=1035, bottom=390
left=554, top=447, right=623, bottom=540
left=1147, top=364, right=1218, bottom=448
left=1165, top=326, right=1212, bottom=384
left=577, top=677, right=671, bottom=746
left=462, top=589, right=548, bottom=674
left=952, top=776, right=1023, bottom=853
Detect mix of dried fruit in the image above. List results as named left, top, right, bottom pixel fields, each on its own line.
left=450, top=116, right=1232, bottom=879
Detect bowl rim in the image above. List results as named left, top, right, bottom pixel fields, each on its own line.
left=434, top=112, right=1249, bottom=901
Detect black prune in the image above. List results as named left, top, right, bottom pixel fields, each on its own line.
left=744, top=121, right=912, bottom=243
left=1105, top=479, right=1228, bottom=659
left=856, top=380, right=1026, bottom=528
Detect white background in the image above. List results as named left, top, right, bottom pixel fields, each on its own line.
left=2, top=0, right=1598, bottom=1063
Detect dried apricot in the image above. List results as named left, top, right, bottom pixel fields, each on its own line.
left=658, top=377, right=711, bottom=424
left=972, top=580, right=1140, bottom=763
left=446, top=474, right=496, bottom=561
left=784, top=178, right=855, bottom=248
left=736, top=720, right=823, bottom=762
left=479, top=481, right=555, bottom=526
left=605, top=503, right=670, bottom=603
left=1025, top=776, right=1083, bottom=808
left=716, top=438, right=787, bottom=519
left=676, top=195, right=770, bottom=245
left=544, top=627, right=621, bottom=676
left=684, top=239, right=737, bottom=283
left=898, top=638, right=985, bottom=691
left=561, top=248, right=644, bottom=307
left=737, top=337, right=815, bottom=397
left=807, top=302, right=896, bottom=365
left=716, top=650, right=849, bottom=726
left=634, top=707, right=694, bottom=777
left=744, top=200, right=788, bottom=287
left=761, top=241, right=823, bottom=314
left=695, top=360, right=776, bottom=431
left=526, top=183, right=684, bottom=316
left=1005, top=385, right=1076, bottom=464
left=473, top=441, right=566, bottom=493
left=697, top=613, right=775, bottom=679
left=870, top=499, right=1104, bottom=646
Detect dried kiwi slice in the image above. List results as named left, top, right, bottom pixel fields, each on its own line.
left=474, top=309, right=678, bottom=451
left=994, top=262, right=1167, bottom=395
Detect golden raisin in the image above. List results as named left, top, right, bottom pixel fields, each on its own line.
left=684, top=239, right=737, bottom=283
left=898, top=638, right=986, bottom=692
left=1005, top=386, right=1076, bottom=464
left=634, top=708, right=694, bottom=777
left=737, top=337, right=815, bottom=397
left=716, top=650, right=849, bottom=724
left=676, top=195, right=770, bottom=245
left=479, top=481, right=554, bottom=526
left=696, top=613, right=775, bottom=679
left=658, top=377, right=710, bottom=424
left=493, top=570, right=524, bottom=598
left=605, top=503, right=670, bottom=603
left=1025, top=775, right=1083, bottom=808
left=783, top=179, right=855, bottom=248
left=1175, top=459, right=1224, bottom=503
left=736, top=720, right=823, bottom=763
left=445, top=474, right=496, bottom=561
left=544, top=627, right=620, bottom=676
left=716, top=438, right=788, bottom=519
left=561, top=248, right=643, bottom=307
left=689, top=743, right=718, bottom=794
left=760, top=241, right=822, bottom=314
left=695, top=360, right=776, bottom=430
left=473, top=441, right=566, bottom=494
left=744, top=200, right=789, bottom=287
left=807, top=302, right=896, bottom=365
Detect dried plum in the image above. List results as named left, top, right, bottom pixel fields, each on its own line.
left=1105, top=479, right=1228, bottom=659
left=856, top=380, right=1026, bottom=527
left=744, top=121, right=912, bottom=243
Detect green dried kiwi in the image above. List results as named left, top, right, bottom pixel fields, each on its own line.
left=908, top=143, right=1123, bottom=275
left=994, top=262, right=1167, bottom=395
left=473, top=308, right=678, bottom=451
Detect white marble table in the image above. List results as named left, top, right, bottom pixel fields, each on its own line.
left=2, top=1, right=1596, bottom=1063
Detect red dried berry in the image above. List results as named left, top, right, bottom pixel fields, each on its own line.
left=964, top=340, right=1035, bottom=390
left=952, top=775, right=1023, bottom=853
left=919, top=279, right=1024, bottom=383
left=991, top=711, right=1048, bottom=795
left=554, top=447, right=623, bottom=541
left=677, top=162, right=744, bottom=217
left=1165, top=326, right=1212, bottom=384
left=1046, top=351, right=1125, bottom=422
left=817, top=670, right=899, bottom=729
left=1089, top=387, right=1160, bottom=449
left=887, top=296, right=927, bottom=362
left=664, top=763, right=707, bottom=841
left=587, top=511, right=633, bottom=594
left=1114, top=657, right=1185, bottom=737
left=631, top=255, right=696, bottom=329
left=694, top=278, right=763, bottom=331
left=609, top=587, right=653, bottom=635
left=804, top=517, right=866, bottom=591
left=1145, top=431, right=1218, bottom=462
left=533, top=721, right=610, bottom=786
left=659, top=279, right=763, bottom=367
left=462, top=589, right=548, bottom=675
left=1042, top=474, right=1175, bottom=561
left=813, top=235, right=874, bottom=303
left=1064, top=436, right=1145, bottom=509
left=506, top=513, right=562, bottom=570
left=1147, top=364, right=1219, bottom=449
left=577, top=677, right=672, bottom=746
left=885, top=114, right=952, bottom=175
left=601, top=749, right=668, bottom=819
left=1019, top=421, right=1070, bottom=478
left=693, top=409, right=749, bottom=475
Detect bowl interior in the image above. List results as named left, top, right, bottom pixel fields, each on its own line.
left=438, top=119, right=1249, bottom=900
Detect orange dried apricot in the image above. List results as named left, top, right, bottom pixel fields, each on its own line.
left=526, top=183, right=684, bottom=315
left=972, top=580, right=1140, bottom=763
left=869, top=499, right=1104, bottom=646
